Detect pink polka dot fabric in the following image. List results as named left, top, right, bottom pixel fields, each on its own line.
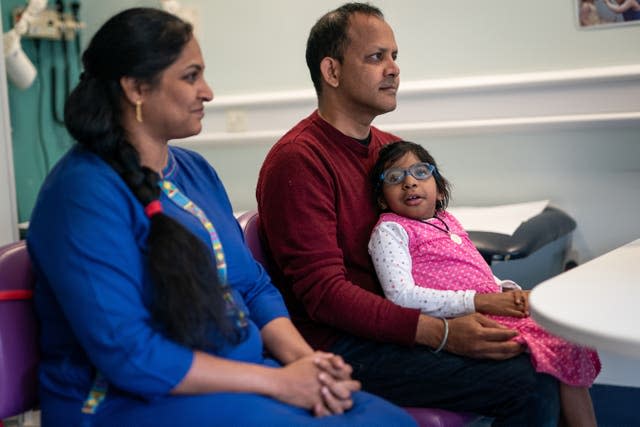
left=381, top=211, right=601, bottom=387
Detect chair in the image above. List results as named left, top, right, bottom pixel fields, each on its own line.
left=236, top=210, right=481, bottom=427
left=0, top=241, right=39, bottom=426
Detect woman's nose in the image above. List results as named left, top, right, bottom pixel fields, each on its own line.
left=200, top=80, right=214, bottom=101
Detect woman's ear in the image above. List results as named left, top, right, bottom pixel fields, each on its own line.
left=119, top=76, right=145, bottom=106
left=319, top=57, right=341, bottom=89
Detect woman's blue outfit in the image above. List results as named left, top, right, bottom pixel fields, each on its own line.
left=27, top=145, right=414, bottom=427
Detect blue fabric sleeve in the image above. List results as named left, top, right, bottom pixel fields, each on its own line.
left=236, top=256, right=290, bottom=329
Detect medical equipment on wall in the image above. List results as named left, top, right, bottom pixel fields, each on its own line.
left=3, top=0, right=47, bottom=89
left=3, top=0, right=84, bottom=90
left=3, top=0, right=85, bottom=224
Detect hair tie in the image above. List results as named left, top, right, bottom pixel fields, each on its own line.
left=144, top=200, right=163, bottom=218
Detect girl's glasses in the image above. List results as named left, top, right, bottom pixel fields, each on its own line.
left=380, top=162, right=435, bottom=185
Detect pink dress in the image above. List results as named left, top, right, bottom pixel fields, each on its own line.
left=380, top=211, right=600, bottom=387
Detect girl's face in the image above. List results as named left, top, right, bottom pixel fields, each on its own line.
left=380, top=152, right=440, bottom=220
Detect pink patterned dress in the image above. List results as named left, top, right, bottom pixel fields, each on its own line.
left=376, top=211, right=600, bottom=387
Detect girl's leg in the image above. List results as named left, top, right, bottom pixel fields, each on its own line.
left=559, top=384, right=597, bottom=427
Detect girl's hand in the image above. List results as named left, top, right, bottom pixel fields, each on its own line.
left=474, top=290, right=530, bottom=317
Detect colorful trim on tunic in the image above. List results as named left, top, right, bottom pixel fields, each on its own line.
left=81, top=372, right=108, bottom=414
left=161, top=179, right=248, bottom=330
left=162, top=180, right=227, bottom=283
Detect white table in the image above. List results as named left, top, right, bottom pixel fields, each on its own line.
left=530, top=238, right=640, bottom=360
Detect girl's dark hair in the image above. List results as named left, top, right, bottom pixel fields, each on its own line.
left=64, top=8, right=245, bottom=350
left=306, top=2, right=383, bottom=96
left=371, top=141, right=452, bottom=212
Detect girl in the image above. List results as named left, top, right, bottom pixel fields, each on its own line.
left=368, top=141, right=600, bottom=427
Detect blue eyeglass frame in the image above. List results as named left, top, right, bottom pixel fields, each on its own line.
left=379, top=162, right=436, bottom=185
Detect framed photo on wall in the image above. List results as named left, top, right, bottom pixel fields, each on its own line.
left=577, top=0, right=640, bottom=28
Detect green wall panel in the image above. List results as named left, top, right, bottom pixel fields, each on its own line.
left=3, top=0, right=80, bottom=222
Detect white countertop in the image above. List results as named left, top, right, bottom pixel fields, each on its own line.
left=530, top=238, right=640, bottom=360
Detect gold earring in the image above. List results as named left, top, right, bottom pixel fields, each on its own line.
left=135, top=100, right=143, bottom=123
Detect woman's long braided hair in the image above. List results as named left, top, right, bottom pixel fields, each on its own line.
left=64, top=8, right=245, bottom=350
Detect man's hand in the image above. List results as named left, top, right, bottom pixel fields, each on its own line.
left=416, top=313, right=523, bottom=360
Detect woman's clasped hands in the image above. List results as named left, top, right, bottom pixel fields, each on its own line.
left=276, top=352, right=361, bottom=417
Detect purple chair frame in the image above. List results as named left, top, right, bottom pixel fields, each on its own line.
left=237, top=210, right=480, bottom=427
left=0, top=241, right=39, bottom=424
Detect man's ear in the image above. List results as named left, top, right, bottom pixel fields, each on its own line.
left=119, top=76, right=145, bottom=106
left=319, top=57, right=340, bottom=89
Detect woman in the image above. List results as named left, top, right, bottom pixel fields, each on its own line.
left=26, top=8, right=415, bottom=427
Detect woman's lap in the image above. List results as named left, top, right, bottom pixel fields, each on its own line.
left=41, top=390, right=415, bottom=427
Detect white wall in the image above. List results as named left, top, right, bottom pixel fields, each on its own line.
left=178, top=66, right=640, bottom=262
left=83, top=1, right=640, bottom=95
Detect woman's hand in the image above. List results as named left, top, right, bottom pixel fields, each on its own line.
left=312, top=352, right=360, bottom=416
left=474, top=290, right=530, bottom=317
left=315, top=371, right=361, bottom=416
left=260, top=319, right=360, bottom=416
left=271, top=354, right=327, bottom=413
left=272, top=353, right=360, bottom=417
left=311, top=352, right=361, bottom=416
left=313, top=352, right=352, bottom=380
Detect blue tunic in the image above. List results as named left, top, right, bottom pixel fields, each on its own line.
left=27, top=145, right=414, bottom=427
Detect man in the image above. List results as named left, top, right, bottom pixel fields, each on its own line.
left=256, top=3, right=559, bottom=425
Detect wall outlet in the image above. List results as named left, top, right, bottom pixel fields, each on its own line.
left=226, top=109, right=247, bottom=133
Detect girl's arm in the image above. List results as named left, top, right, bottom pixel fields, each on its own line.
left=368, top=221, right=476, bottom=318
